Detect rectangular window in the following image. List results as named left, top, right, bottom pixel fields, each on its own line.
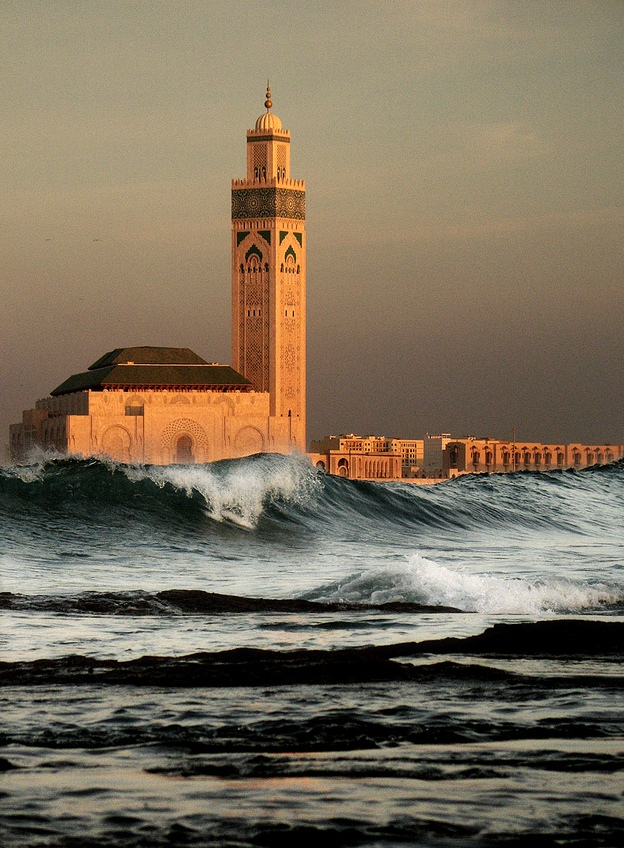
left=125, top=406, right=144, bottom=416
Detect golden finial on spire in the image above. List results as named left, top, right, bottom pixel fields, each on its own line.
left=264, top=80, right=272, bottom=111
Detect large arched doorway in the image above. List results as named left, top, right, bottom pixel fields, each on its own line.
left=233, top=426, right=265, bottom=455
left=175, top=434, right=194, bottom=464
left=160, top=419, right=209, bottom=464
left=101, top=426, right=131, bottom=462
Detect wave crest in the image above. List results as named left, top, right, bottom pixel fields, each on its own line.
left=304, top=554, right=624, bottom=614
left=0, top=451, right=320, bottom=530
left=123, top=452, right=319, bottom=528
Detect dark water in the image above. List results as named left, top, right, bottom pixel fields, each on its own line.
left=1, top=453, right=623, bottom=846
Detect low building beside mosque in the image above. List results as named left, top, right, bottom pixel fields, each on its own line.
left=308, top=434, right=422, bottom=481
left=308, top=432, right=624, bottom=482
left=443, top=437, right=624, bottom=476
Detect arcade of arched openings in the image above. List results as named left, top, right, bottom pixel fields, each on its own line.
left=444, top=439, right=623, bottom=477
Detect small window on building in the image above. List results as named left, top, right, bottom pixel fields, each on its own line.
left=125, top=405, right=144, bottom=416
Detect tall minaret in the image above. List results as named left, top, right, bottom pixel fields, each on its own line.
left=231, top=85, right=306, bottom=451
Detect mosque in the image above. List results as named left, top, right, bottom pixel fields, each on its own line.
left=10, top=91, right=621, bottom=476
left=10, top=87, right=306, bottom=464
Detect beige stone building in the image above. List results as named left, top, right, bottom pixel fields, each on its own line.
left=10, top=89, right=306, bottom=464
left=423, top=434, right=452, bottom=478
left=443, top=438, right=624, bottom=477
left=10, top=347, right=301, bottom=463
left=308, top=432, right=623, bottom=482
left=308, top=434, right=421, bottom=481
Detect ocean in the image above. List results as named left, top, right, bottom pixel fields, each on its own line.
left=1, top=453, right=623, bottom=847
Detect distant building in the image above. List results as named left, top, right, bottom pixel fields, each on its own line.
left=423, top=433, right=452, bottom=478
left=392, top=438, right=425, bottom=478
left=308, top=434, right=425, bottom=481
left=10, top=88, right=306, bottom=464
left=443, top=438, right=623, bottom=476
left=308, top=432, right=623, bottom=482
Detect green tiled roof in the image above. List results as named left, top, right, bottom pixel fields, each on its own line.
left=50, top=348, right=251, bottom=396
left=89, top=347, right=208, bottom=369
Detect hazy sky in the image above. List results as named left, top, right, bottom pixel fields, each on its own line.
left=2, top=0, right=623, bottom=450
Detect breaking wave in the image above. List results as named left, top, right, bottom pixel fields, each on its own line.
left=304, top=554, right=624, bottom=614
left=1, top=453, right=623, bottom=535
left=2, top=557, right=622, bottom=618
left=0, top=451, right=320, bottom=530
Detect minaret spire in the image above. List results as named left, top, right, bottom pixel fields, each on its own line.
left=231, top=93, right=307, bottom=451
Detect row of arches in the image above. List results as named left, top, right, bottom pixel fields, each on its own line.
left=280, top=262, right=300, bottom=273
left=471, top=449, right=564, bottom=469
left=96, top=421, right=267, bottom=464
left=240, top=261, right=269, bottom=274
left=329, top=457, right=396, bottom=479
left=455, top=444, right=618, bottom=472
left=251, top=166, right=288, bottom=181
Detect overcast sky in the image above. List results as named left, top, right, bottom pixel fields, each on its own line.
left=1, top=0, right=622, bottom=452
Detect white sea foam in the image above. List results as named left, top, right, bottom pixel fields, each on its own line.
left=309, top=553, right=623, bottom=614
left=123, top=453, right=318, bottom=528
left=2, top=446, right=66, bottom=482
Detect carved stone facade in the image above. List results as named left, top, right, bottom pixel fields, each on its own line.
left=10, top=390, right=293, bottom=465
left=9, top=348, right=298, bottom=464
left=231, top=86, right=306, bottom=452
left=231, top=188, right=305, bottom=221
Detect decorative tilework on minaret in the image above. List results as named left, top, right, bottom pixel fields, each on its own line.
left=231, top=85, right=306, bottom=452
